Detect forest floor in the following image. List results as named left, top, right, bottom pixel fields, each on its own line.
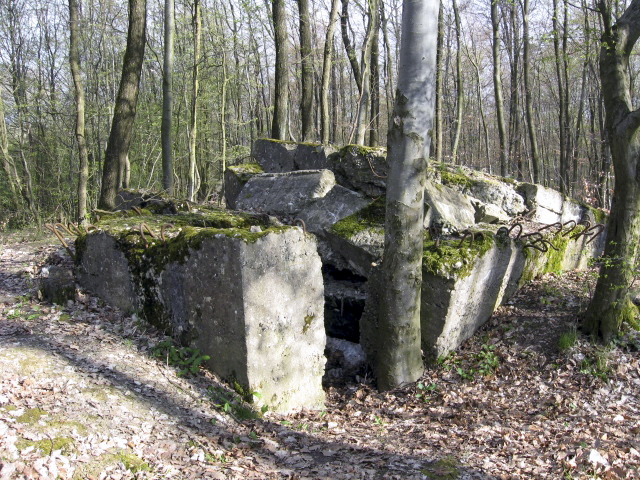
left=0, top=229, right=638, bottom=480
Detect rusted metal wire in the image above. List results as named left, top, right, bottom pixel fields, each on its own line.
left=584, top=224, right=605, bottom=245
left=428, top=225, right=441, bottom=248
left=54, top=222, right=74, bottom=236
left=537, top=222, right=563, bottom=234
left=458, top=231, right=474, bottom=248
left=66, top=223, right=82, bottom=235
left=508, top=223, right=523, bottom=239
left=139, top=223, right=156, bottom=248
left=45, top=224, right=75, bottom=260
left=571, top=220, right=592, bottom=240
left=521, top=231, right=544, bottom=242
left=562, top=220, right=577, bottom=236
left=523, top=242, right=548, bottom=252
left=160, top=223, right=175, bottom=242
left=294, top=218, right=307, bottom=233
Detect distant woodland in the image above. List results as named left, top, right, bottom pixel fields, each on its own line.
left=0, top=0, right=621, bottom=226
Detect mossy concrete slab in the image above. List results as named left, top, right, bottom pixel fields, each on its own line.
left=235, top=170, right=336, bottom=217
left=424, top=180, right=476, bottom=232
left=252, top=138, right=297, bottom=172
left=224, top=163, right=264, bottom=209
left=328, top=145, right=388, bottom=197
left=75, top=211, right=326, bottom=412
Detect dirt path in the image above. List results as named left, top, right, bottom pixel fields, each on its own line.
left=0, top=231, right=638, bottom=479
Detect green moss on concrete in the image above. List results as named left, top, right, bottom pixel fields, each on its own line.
left=543, top=233, right=570, bottom=275
left=422, top=230, right=495, bottom=279
left=440, top=170, right=473, bottom=190
left=227, top=163, right=264, bottom=184
left=331, top=197, right=385, bottom=238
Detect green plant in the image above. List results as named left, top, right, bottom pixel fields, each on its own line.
left=579, top=349, right=611, bottom=381
left=415, top=382, right=439, bottom=402
left=475, top=344, right=500, bottom=376
left=151, top=338, right=210, bottom=376
left=557, top=330, right=578, bottom=352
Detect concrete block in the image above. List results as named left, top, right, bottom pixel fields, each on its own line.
left=252, top=138, right=297, bottom=172
left=235, top=170, right=336, bottom=217
left=328, top=145, right=388, bottom=197
left=76, top=213, right=326, bottom=412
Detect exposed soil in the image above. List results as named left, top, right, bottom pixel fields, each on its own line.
left=0, top=230, right=638, bottom=479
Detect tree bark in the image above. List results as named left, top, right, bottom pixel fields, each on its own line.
left=375, top=0, right=438, bottom=390
left=491, top=0, right=508, bottom=177
left=340, top=0, right=362, bottom=94
left=552, top=0, right=567, bottom=193
left=187, top=0, right=201, bottom=202
left=353, top=0, right=379, bottom=145
left=98, top=0, right=146, bottom=210
left=433, top=1, right=444, bottom=163
left=451, top=0, right=463, bottom=163
left=585, top=0, right=640, bottom=342
left=271, top=0, right=288, bottom=140
left=523, top=0, right=541, bottom=183
left=69, top=0, right=89, bottom=223
left=298, top=0, right=313, bottom=141
left=321, top=0, right=341, bottom=144
left=161, top=0, right=174, bottom=194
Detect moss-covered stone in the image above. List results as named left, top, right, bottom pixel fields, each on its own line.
left=422, top=230, right=495, bottom=279
left=440, top=170, right=473, bottom=190
left=331, top=197, right=386, bottom=238
left=227, top=163, right=264, bottom=184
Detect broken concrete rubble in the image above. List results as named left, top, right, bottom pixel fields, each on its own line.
left=75, top=210, right=326, bottom=413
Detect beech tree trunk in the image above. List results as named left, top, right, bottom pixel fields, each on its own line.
left=353, top=0, right=379, bottom=145
left=433, top=1, right=444, bottom=163
left=585, top=0, right=640, bottom=342
left=187, top=0, right=201, bottom=202
left=98, top=0, right=146, bottom=210
left=450, top=0, right=463, bottom=163
left=523, top=0, right=541, bottom=183
left=271, top=0, right=288, bottom=140
left=161, top=0, right=174, bottom=194
left=375, top=0, right=438, bottom=390
left=69, top=0, right=89, bottom=223
left=491, top=0, right=508, bottom=177
left=320, top=0, right=340, bottom=145
left=298, top=0, right=313, bottom=141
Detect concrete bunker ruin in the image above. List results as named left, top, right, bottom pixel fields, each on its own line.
left=74, top=139, right=607, bottom=412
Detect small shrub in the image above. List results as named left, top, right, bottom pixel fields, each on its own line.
left=151, top=338, right=210, bottom=376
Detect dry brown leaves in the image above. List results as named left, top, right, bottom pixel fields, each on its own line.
left=0, top=233, right=638, bottom=479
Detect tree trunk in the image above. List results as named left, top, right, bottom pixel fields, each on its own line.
left=69, top=0, right=89, bottom=223
left=271, top=0, right=288, bottom=140
left=0, top=94, right=22, bottom=211
left=523, top=0, right=541, bottom=183
left=321, top=0, right=341, bottom=144
left=369, top=3, right=380, bottom=147
left=340, top=0, right=362, bottom=94
left=161, top=0, right=174, bottom=194
left=353, top=0, right=379, bottom=145
left=585, top=0, right=640, bottom=342
left=187, top=0, right=201, bottom=202
left=451, top=0, right=463, bottom=163
left=98, top=0, right=146, bottom=210
left=375, top=0, right=438, bottom=390
left=491, top=0, right=508, bottom=177
left=433, top=1, right=444, bottom=162
left=552, top=0, right=567, bottom=193
left=298, top=0, right=313, bottom=141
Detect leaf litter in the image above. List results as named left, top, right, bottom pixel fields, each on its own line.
left=0, top=230, right=638, bottom=479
